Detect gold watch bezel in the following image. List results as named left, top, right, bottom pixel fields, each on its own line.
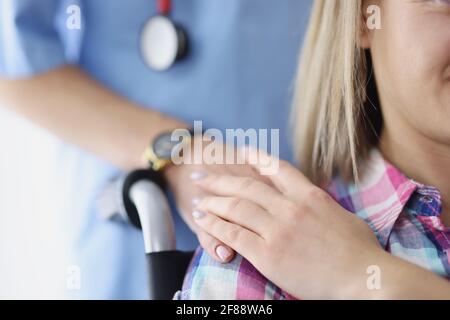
left=142, top=145, right=172, bottom=172
left=142, top=129, right=194, bottom=172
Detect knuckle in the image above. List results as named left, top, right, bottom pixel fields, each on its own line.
left=278, top=160, right=293, bottom=174
left=225, top=226, right=243, bottom=243
left=227, top=197, right=242, bottom=213
left=278, top=159, right=290, bottom=170
left=238, top=177, right=256, bottom=191
left=283, top=200, right=307, bottom=220
left=215, top=175, right=228, bottom=188
left=200, top=196, right=211, bottom=206
left=200, top=176, right=215, bottom=189
left=305, top=186, right=329, bottom=202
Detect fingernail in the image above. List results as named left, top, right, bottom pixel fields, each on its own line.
left=192, top=198, right=201, bottom=206
left=190, top=171, right=208, bottom=181
left=192, top=210, right=206, bottom=219
left=216, top=245, right=232, bottom=262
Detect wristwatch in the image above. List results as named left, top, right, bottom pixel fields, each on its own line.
left=143, top=128, right=194, bottom=172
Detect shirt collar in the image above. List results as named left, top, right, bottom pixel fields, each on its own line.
left=328, top=148, right=421, bottom=247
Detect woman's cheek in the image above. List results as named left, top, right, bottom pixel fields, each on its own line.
left=411, top=15, right=450, bottom=132
left=370, top=3, right=450, bottom=138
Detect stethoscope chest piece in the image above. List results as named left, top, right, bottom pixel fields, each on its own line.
left=140, top=15, right=188, bottom=71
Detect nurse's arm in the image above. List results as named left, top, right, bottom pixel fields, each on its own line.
left=0, top=64, right=237, bottom=263
left=0, top=65, right=187, bottom=170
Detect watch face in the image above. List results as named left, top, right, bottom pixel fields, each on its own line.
left=153, top=131, right=191, bottom=160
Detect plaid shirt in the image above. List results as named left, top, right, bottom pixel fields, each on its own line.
left=176, top=148, right=450, bottom=299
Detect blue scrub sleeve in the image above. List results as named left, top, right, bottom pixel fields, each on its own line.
left=0, top=0, right=67, bottom=78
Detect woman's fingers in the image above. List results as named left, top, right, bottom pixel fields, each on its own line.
left=241, top=146, right=314, bottom=197
left=196, top=229, right=235, bottom=263
left=196, top=196, right=272, bottom=237
left=192, top=210, right=264, bottom=265
left=191, top=172, right=285, bottom=212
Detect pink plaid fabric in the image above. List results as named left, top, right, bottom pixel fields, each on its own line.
left=176, top=148, right=450, bottom=299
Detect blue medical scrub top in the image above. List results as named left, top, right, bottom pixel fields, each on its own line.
left=0, top=0, right=312, bottom=299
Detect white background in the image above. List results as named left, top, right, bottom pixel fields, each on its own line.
left=0, top=109, right=68, bottom=299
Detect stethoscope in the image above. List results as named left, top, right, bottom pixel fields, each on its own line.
left=140, top=0, right=189, bottom=71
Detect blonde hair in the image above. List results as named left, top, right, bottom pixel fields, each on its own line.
left=292, top=0, right=381, bottom=185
